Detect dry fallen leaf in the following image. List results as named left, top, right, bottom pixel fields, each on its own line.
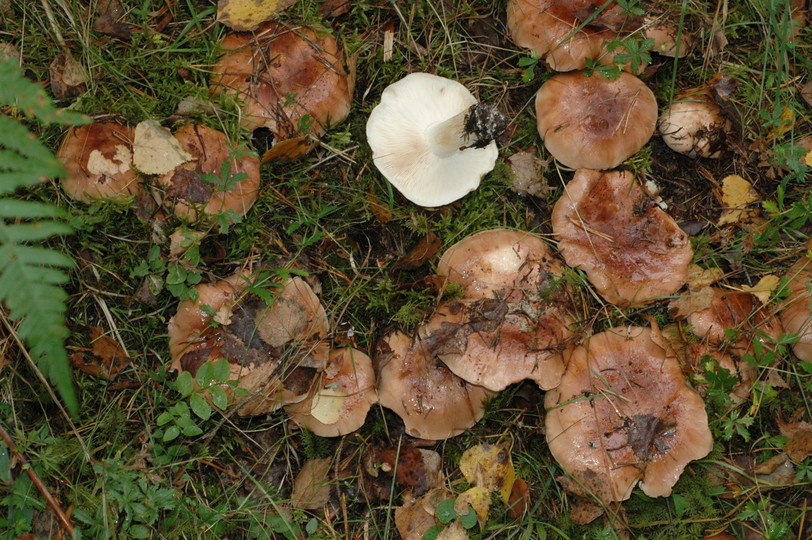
left=132, top=120, right=193, bottom=175
left=785, top=424, right=812, bottom=463
left=507, top=477, right=530, bottom=520
left=375, top=447, right=443, bottom=497
left=70, top=326, right=131, bottom=380
left=291, top=457, right=332, bottom=510
left=49, top=50, right=87, bottom=100
left=459, top=443, right=515, bottom=504
left=394, top=487, right=450, bottom=540
left=717, top=175, right=759, bottom=226
left=686, top=264, right=724, bottom=289
left=436, top=520, right=469, bottom=540
left=507, top=149, right=550, bottom=197
left=217, top=0, right=297, bottom=31
left=669, top=286, right=715, bottom=319
left=309, top=388, right=347, bottom=424
left=398, top=232, right=442, bottom=269
left=93, top=0, right=131, bottom=40
left=455, top=487, right=490, bottom=529
left=169, top=228, right=206, bottom=258
left=740, top=275, right=780, bottom=304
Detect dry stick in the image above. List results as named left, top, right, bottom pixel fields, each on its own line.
left=0, top=423, right=75, bottom=535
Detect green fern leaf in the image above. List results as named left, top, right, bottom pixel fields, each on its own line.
left=0, top=58, right=88, bottom=416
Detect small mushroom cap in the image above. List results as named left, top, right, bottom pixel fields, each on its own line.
left=551, top=169, right=692, bottom=306
left=779, top=256, right=812, bottom=361
left=168, top=270, right=329, bottom=416
left=687, top=287, right=784, bottom=347
left=210, top=22, right=351, bottom=155
left=545, top=326, right=713, bottom=501
left=285, top=348, right=378, bottom=437
left=57, top=122, right=141, bottom=202
left=366, top=72, right=499, bottom=207
left=426, top=300, right=571, bottom=391
left=658, top=94, right=732, bottom=159
left=437, top=229, right=563, bottom=300
left=507, top=0, right=628, bottom=72
left=375, top=330, right=491, bottom=440
left=535, top=72, right=657, bottom=170
left=155, top=124, right=260, bottom=221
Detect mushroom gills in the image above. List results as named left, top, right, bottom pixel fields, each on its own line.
left=426, top=103, right=507, bottom=157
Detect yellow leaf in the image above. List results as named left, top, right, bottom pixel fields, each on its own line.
left=455, top=487, right=491, bottom=529
left=717, top=174, right=759, bottom=226
left=804, top=150, right=812, bottom=168
left=309, top=388, right=347, bottom=424
left=686, top=264, right=723, bottom=289
left=436, top=521, right=469, bottom=540
left=132, top=120, right=192, bottom=175
left=768, top=106, right=794, bottom=138
left=740, top=274, right=780, bottom=304
left=459, top=444, right=515, bottom=504
left=217, top=0, right=297, bottom=31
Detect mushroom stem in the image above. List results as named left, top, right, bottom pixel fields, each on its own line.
left=426, top=103, right=506, bottom=157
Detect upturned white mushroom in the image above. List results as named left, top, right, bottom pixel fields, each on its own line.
left=366, top=72, right=506, bottom=207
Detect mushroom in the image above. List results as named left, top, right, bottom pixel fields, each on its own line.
left=551, top=169, right=692, bottom=306
left=658, top=88, right=734, bottom=159
left=545, top=326, right=713, bottom=507
left=210, top=22, right=352, bottom=159
left=155, top=124, right=260, bottom=223
left=365, top=72, right=506, bottom=207
left=685, top=288, right=783, bottom=347
left=285, top=348, right=378, bottom=437
left=168, top=267, right=330, bottom=416
left=375, top=330, right=491, bottom=440
left=56, top=121, right=141, bottom=202
left=433, top=229, right=574, bottom=390
left=535, top=72, right=657, bottom=170
left=779, top=252, right=812, bottom=361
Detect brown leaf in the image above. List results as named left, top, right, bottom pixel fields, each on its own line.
left=395, top=487, right=450, bottom=540
left=93, top=0, right=131, bottom=40
left=669, top=286, right=715, bottom=319
left=291, top=457, right=332, bottom=510
left=375, top=447, right=442, bottom=497
left=507, top=149, right=551, bottom=198
left=367, top=193, right=394, bottom=223
left=785, top=425, right=812, bottom=463
left=801, top=80, right=812, bottom=108
left=320, top=0, right=350, bottom=17
left=507, top=477, right=530, bottom=520
left=49, top=50, right=87, bottom=100
left=398, top=232, right=442, bottom=269
left=79, top=326, right=130, bottom=380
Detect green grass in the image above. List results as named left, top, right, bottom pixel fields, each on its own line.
left=1, top=0, right=811, bottom=538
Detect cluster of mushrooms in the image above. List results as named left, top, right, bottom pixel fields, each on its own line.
left=54, top=0, right=812, bottom=527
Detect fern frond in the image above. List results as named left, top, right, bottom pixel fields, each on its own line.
left=0, top=58, right=86, bottom=415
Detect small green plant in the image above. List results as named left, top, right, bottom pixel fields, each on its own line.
left=422, top=498, right=478, bottom=539
left=517, top=52, right=540, bottom=83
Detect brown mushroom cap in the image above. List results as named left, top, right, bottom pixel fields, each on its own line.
left=375, top=330, right=491, bottom=440
left=285, top=348, right=378, bottom=437
left=551, top=169, right=692, bottom=306
left=56, top=122, right=141, bottom=202
left=535, top=72, right=657, bottom=170
left=658, top=91, right=733, bottom=159
left=779, top=256, right=812, bottom=361
left=210, top=22, right=351, bottom=157
left=507, top=0, right=630, bottom=72
left=155, top=124, right=260, bottom=222
left=545, top=326, right=713, bottom=502
left=168, top=269, right=330, bottom=416
left=686, top=287, right=783, bottom=347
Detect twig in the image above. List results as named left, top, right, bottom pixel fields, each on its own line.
left=0, top=423, right=75, bottom=535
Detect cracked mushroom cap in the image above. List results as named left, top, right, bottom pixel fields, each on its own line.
left=551, top=169, right=692, bottom=307
left=155, top=124, right=260, bottom=222
left=545, top=326, right=713, bottom=502
left=210, top=22, right=351, bottom=158
left=507, top=0, right=630, bottom=72
left=168, top=268, right=330, bottom=416
left=56, top=122, right=141, bottom=202
left=535, top=72, right=657, bottom=170
left=437, top=229, right=563, bottom=300
left=285, top=348, right=378, bottom=437
left=366, top=72, right=504, bottom=207
left=779, top=254, right=812, bottom=361
left=375, top=330, right=491, bottom=440
left=423, top=299, right=571, bottom=392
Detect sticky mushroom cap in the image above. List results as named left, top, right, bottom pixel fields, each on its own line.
left=545, top=326, right=713, bottom=501
left=155, top=124, right=260, bottom=222
left=551, top=169, right=692, bottom=306
left=56, top=122, right=141, bottom=202
left=366, top=72, right=500, bottom=207
left=536, top=72, right=657, bottom=170
left=285, top=348, right=378, bottom=437
left=779, top=256, right=812, bottom=361
left=210, top=22, right=351, bottom=157
left=687, top=287, right=784, bottom=347
left=375, top=330, right=491, bottom=440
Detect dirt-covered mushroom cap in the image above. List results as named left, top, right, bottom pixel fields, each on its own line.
left=437, top=229, right=563, bottom=300
left=375, top=330, right=491, bottom=440
left=658, top=89, right=733, bottom=159
left=155, top=124, right=260, bottom=222
left=779, top=254, right=812, bottom=361
left=686, top=288, right=784, bottom=347
left=210, top=22, right=351, bottom=158
left=545, top=326, right=713, bottom=502
left=285, top=348, right=378, bottom=437
left=507, top=0, right=629, bottom=72
left=551, top=169, right=692, bottom=306
left=168, top=268, right=330, bottom=416
left=56, top=122, right=141, bottom=202
left=536, top=72, right=657, bottom=170
left=366, top=72, right=506, bottom=207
